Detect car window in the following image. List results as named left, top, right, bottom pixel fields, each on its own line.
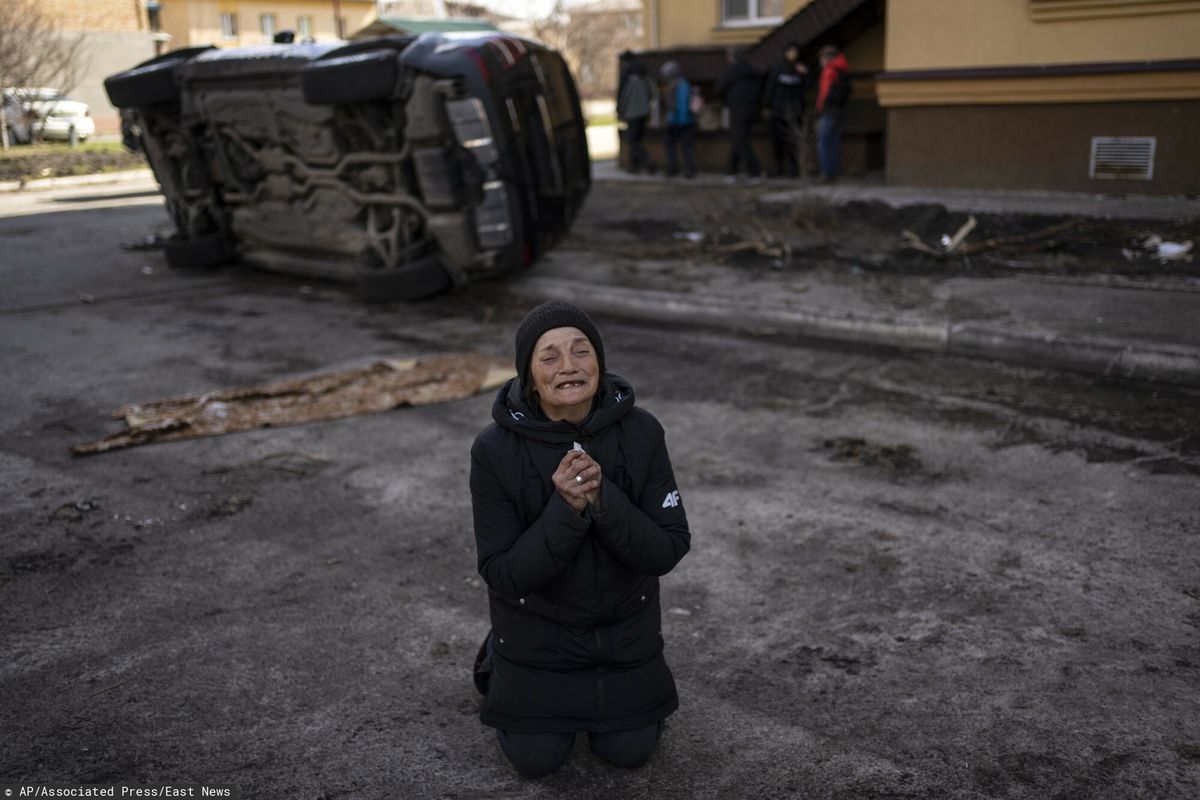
left=530, top=53, right=576, bottom=131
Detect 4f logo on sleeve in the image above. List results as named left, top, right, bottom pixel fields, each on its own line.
left=662, top=490, right=681, bottom=509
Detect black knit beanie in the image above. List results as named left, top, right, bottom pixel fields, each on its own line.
left=514, top=301, right=605, bottom=391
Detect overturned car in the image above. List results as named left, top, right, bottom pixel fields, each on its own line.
left=105, top=33, right=590, bottom=301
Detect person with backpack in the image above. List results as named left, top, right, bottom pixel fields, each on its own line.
left=765, top=42, right=810, bottom=178
left=617, top=52, right=656, bottom=174
left=715, top=47, right=765, bottom=183
left=659, top=61, right=697, bottom=179
left=815, top=44, right=851, bottom=183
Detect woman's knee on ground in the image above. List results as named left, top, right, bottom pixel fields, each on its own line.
left=496, top=729, right=575, bottom=779
left=588, top=723, right=662, bottom=768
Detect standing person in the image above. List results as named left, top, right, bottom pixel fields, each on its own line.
left=617, top=53, right=656, bottom=174
left=470, top=300, right=691, bottom=779
left=660, top=61, right=696, bottom=179
left=766, top=42, right=810, bottom=178
left=815, top=44, right=851, bottom=183
left=715, top=47, right=764, bottom=183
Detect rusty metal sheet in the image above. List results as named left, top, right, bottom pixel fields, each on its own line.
left=73, top=352, right=514, bottom=455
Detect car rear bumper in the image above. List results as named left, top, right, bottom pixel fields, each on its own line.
left=40, top=117, right=96, bottom=140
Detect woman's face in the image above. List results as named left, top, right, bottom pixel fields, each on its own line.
left=530, top=326, right=600, bottom=422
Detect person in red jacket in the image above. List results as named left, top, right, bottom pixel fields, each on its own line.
left=815, top=45, right=851, bottom=183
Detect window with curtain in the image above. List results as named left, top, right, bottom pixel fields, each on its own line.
left=260, top=13, right=277, bottom=39
left=220, top=12, right=239, bottom=39
left=297, top=15, right=313, bottom=40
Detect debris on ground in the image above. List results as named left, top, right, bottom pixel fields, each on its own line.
left=72, top=353, right=515, bottom=455
left=1141, top=234, right=1194, bottom=263
left=822, top=436, right=920, bottom=471
left=583, top=189, right=1199, bottom=279
left=709, top=225, right=792, bottom=267
left=50, top=499, right=101, bottom=522
left=902, top=215, right=1089, bottom=260
left=121, top=233, right=166, bottom=252
left=903, top=215, right=977, bottom=257
left=582, top=220, right=791, bottom=269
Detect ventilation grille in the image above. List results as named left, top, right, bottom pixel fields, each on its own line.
left=1090, top=136, right=1155, bottom=181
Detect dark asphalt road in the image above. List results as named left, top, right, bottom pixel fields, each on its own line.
left=2, top=182, right=1199, bottom=799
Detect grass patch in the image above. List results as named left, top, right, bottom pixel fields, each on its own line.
left=0, top=140, right=127, bottom=160
left=0, top=140, right=147, bottom=182
left=587, top=114, right=618, bottom=127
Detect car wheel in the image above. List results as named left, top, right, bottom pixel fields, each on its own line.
left=356, top=254, right=452, bottom=302
left=105, top=46, right=215, bottom=108
left=301, top=49, right=401, bottom=106
left=163, top=232, right=233, bottom=270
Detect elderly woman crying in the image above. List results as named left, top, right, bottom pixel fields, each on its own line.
left=469, top=301, right=691, bottom=778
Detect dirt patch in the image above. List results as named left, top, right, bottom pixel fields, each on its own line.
left=574, top=183, right=1199, bottom=279
left=0, top=146, right=146, bottom=182
left=821, top=436, right=921, bottom=472
left=831, top=200, right=1200, bottom=277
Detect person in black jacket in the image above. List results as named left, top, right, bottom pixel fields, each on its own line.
left=715, top=47, right=765, bottom=182
left=765, top=42, right=810, bottom=178
left=470, top=301, right=690, bottom=778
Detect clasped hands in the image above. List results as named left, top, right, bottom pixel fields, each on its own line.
left=552, top=450, right=602, bottom=513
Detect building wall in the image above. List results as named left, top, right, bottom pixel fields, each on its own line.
left=887, top=100, right=1200, bottom=195
left=885, top=0, right=1200, bottom=72
left=645, top=0, right=815, bottom=49
left=161, top=0, right=377, bottom=50
left=881, top=0, right=1200, bottom=194
left=43, top=0, right=146, bottom=33
left=75, top=32, right=160, bottom=133
left=41, top=0, right=157, bottom=134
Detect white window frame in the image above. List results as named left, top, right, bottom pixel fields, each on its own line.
left=220, top=12, right=239, bottom=39
left=720, top=0, right=784, bottom=27
left=297, top=15, right=313, bottom=40
left=260, top=13, right=277, bottom=39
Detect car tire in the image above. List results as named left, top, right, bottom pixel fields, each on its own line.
left=301, top=50, right=401, bottom=105
left=356, top=254, right=452, bottom=302
left=163, top=232, right=232, bottom=270
left=105, top=46, right=214, bottom=109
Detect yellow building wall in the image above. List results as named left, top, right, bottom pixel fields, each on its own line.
left=42, top=0, right=146, bottom=33
left=161, top=0, right=376, bottom=50
left=885, top=0, right=1200, bottom=71
left=646, top=0, right=816, bottom=48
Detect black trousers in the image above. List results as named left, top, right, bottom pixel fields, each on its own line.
left=625, top=116, right=652, bottom=172
left=770, top=108, right=803, bottom=177
left=727, top=112, right=761, bottom=177
left=497, top=723, right=663, bottom=778
left=664, top=124, right=696, bottom=177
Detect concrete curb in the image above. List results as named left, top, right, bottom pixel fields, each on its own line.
left=0, top=168, right=154, bottom=193
left=508, top=277, right=1200, bottom=388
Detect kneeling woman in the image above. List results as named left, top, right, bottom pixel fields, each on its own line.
left=470, top=301, right=690, bottom=778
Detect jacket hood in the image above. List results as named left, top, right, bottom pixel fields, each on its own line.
left=829, top=54, right=850, bottom=73
left=492, top=373, right=636, bottom=445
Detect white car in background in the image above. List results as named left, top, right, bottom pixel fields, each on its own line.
left=2, top=87, right=96, bottom=143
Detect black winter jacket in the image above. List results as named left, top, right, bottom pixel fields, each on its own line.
left=766, top=57, right=809, bottom=114
left=470, top=374, right=690, bottom=733
left=715, top=58, right=764, bottom=117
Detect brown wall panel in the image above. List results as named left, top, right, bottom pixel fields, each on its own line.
left=887, top=101, right=1200, bottom=195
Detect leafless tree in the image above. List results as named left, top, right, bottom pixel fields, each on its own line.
left=528, top=1, right=641, bottom=102
left=0, top=0, right=86, bottom=149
